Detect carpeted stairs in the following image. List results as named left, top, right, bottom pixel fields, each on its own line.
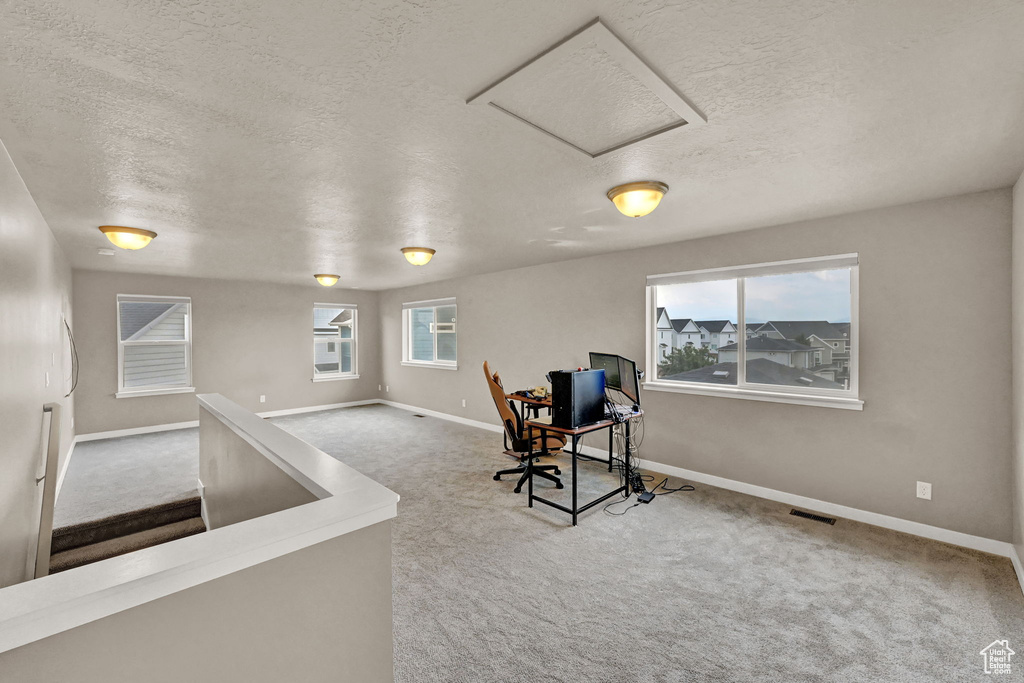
left=49, top=496, right=205, bottom=574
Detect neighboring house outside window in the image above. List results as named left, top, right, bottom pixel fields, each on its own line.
left=402, top=298, right=457, bottom=369
left=116, top=295, right=193, bottom=398
left=313, top=304, right=358, bottom=380
left=646, top=254, right=861, bottom=410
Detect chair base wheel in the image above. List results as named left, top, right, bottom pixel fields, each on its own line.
left=556, top=483, right=564, bottom=489
left=513, top=487, right=522, bottom=494
left=493, top=475, right=501, bottom=481
left=554, top=469, right=561, bottom=475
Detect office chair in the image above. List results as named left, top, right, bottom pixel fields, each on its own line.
left=483, top=361, right=564, bottom=493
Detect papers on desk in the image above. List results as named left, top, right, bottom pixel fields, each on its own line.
left=528, top=416, right=552, bottom=425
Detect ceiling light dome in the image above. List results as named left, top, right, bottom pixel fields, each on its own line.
left=606, top=181, right=668, bottom=218
left=99, top=225, right=157, bottom=250
left=401, top=247, right=435, bottom=266
left=314, top=274, right=340, bottom=287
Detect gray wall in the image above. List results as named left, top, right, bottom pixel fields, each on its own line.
left=72, top=271, right=380, bottom=434
left=199, top=409, right=318, bottom=529
left=380, top=189, right=1013, bottom=542
left=0, top=140, right=75, bottom=588
left=0, top=522, right=394, bottom=683
left=1013, top=173, right=1024, bottom=562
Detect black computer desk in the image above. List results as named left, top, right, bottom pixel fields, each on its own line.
left=524, top=410, right=641, bottom=526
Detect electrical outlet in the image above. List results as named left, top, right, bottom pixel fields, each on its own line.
left=51, top=353, right=55, bottom=367
left=462, top=399, right=466, bottom=408
left=916, top=481, right=932, bottom=500
left=259, top=395, right=266, bottom=404
left=378, top=384, right=382, bottom=391
left=44, top=371, right=49, bottom=388
left=386, top=385, right=390, bottom=392
left=71, top=417, right=74, bottom=428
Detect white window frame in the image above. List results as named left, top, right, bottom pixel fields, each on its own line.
left=644, top=254, right=862, bottom=410
left=312, top=303, right=359, bottom=382
left=401, top=297, right=458, bottom=370
left=116, top=294, right=195, bottom=399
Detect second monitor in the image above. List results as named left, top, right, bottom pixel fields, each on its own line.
left=589, top=352, right=641, bottom=406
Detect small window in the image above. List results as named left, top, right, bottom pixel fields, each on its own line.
left=117, top=295, right=193, bottom=397
left=402, top=298, right=457, bottom=369
left=313, top=304, right=357, bottom=380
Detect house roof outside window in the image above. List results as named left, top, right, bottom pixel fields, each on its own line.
left=757, top=320, right=847, bottom=340
left=662, top=358, right=843, bottom=389
left=718, top=335, right=812, bottom=353
left=695, top=320, right=734, bottom=334
left=670, top=318, right=697, bottom=333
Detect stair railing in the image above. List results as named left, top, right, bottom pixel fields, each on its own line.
left=33, top=403, right=62, bottom=580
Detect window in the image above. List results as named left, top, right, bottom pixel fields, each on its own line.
left=646, top=254, right=860, bottom=410
left=402, top=297, right=457, bottom=369
left=313, top=304, right=357, bottom=380
left=116, top=295, right=193, bottom=398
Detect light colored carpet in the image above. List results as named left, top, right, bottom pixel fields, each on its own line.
left=54, top=429, right=199, bottom=527
left=58, top=405, right=1024, bottom=681
left=271, top=405, right=1024, bottom=682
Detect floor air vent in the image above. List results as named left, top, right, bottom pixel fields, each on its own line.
left=790, top=509, right=836, bottom=525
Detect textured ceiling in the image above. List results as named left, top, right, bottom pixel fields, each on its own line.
left=491, top=36, right=685, bottom=155
left=1, top=0, right=1024, bottom=290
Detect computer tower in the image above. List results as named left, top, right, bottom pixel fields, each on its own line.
left=550, top=369, right=605, bottom=429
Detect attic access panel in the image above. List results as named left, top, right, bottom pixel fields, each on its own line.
left=467, top=18, right=706, bottom=159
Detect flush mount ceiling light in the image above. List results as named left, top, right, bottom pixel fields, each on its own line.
left=401, top=247, right=435, bottom=266
left=314, top=274, right=340, bottom=287
left=98, top=225, right=157, bottom=250
left=607, top=181, right=669, bottom=218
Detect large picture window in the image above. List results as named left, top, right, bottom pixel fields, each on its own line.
left=646, top=255, right=860, bottom=409
left=402, top=298, right=457, bottom=369
left=313, top=304, right=358, bottom=380
left=116, top=294, right=193, bottom=398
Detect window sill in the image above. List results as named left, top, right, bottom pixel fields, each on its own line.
left=311, top=374, right=360, bottom=382
left=116, top=386, right=196, bottom=399
left=642, top=381, right=863, bottom=411
left=401, top=361, right=458, bottom=371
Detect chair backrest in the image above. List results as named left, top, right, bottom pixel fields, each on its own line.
left=483, top=361, right=523, bottom=446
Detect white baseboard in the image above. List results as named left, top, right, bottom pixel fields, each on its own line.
left=378, top=400, right=504, bottom=434
left=1010, top=545, right=1024, bottom=598
left=197, top=478, right=209, bottom=531
left=639, top=458, right=1013, bottom=558
left=378, top=400, right=1012, bottom=558
left=378, top=400, right=612, bottom=461
left=76, top=420, right=200, bottom=442
left=73, top=399, right=383, bottom=442
left=70, top=397, right=1017, bottom=561
left=256, top=399, right=379, bottom=419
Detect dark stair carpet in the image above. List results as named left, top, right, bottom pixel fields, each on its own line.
left=50, top=496, right=205, bottom=574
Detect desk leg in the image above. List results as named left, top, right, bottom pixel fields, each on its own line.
left=624, top=419, right=631, bottom=479
left=527, top=425, right=535, bottom=507
left=608, top=425, right=614, bottom=471
left=571, top=434, right=578, bottom=526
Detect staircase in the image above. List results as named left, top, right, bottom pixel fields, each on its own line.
left=49, top=497, right=205, bottom=574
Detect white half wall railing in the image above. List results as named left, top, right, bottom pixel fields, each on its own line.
left=0, top=393, right=400, bottom=682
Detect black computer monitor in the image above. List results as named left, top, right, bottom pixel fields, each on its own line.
left=618, top=355, right=640, bottom=406
left=589, top=352, right=621, bottom=391
left=589, top=352, right=641, bottom=406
